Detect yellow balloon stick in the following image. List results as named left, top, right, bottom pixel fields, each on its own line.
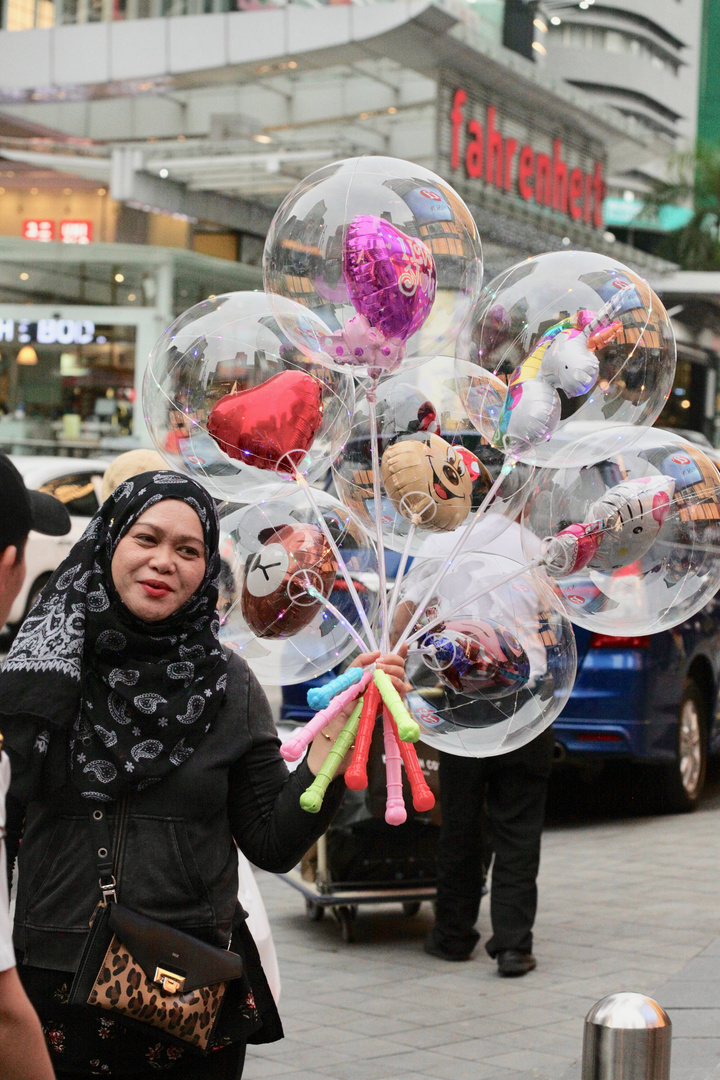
left=299, top=700, right=363, bottom=814
left=373, top=669, right=420, bottom=743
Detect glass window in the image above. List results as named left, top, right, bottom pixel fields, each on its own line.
left=38, top=473, right=101, bottom=516
left=603, top=31, right=621, bottom=52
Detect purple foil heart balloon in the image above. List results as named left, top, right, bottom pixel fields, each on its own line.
left=343, top=215, right=437, bottom=343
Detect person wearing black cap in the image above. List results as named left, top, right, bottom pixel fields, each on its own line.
left=0, top=452, right=72, bottom=629
left=0, top=450, right=69, bottom=1080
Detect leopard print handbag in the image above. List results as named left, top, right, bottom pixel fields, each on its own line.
left=69, top=902, right=245, bottom=1054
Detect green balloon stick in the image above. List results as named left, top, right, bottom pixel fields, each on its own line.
left=300, top=700, right=364, bottom=814
left=373, top=669, right=420, bottom=743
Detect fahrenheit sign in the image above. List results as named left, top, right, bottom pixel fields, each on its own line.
left=448, top=88, right=605, bottom=228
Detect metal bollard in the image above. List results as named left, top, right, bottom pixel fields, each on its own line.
left=581, top=992, right=671, bottom=1080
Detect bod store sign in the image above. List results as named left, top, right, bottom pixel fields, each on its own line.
left=448, top=89, right=605, bottom=228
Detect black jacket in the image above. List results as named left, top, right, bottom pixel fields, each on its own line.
left=7, top=650, right=343, bottom=973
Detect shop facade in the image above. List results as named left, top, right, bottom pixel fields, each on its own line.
left=0, top=238, right=261, bottom=453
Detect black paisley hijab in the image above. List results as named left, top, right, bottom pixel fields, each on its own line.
left=0, top=471, right=228, bottom=802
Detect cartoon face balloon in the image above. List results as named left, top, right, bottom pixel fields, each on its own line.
left=456, top=251, right=676, bottom=464
left=543, top=475, right=675, bottom=577
left=343, top=215, right=437, bottom=342
left=421, top=618, right=530, bottom=698
left=241, top=523, right=337, bottom=638
left=263, top=156, right=482, bottom=379
left=333, top=355, right=534, bottom=555
left=143, top=291, right=353, bottom=501
left=523, top=426, right=720, bottom=635
left=381, top=432, right=483, bottom=532
left=219, top=492, right=377, bottom=685
left=395, top=548, right=576, bottom=757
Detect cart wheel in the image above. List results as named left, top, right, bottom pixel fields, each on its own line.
left=334, top=905, right=356, bottom=943
left=402, top=902, right=422, bottom=917
left=305, top=899, right=324, bottom=922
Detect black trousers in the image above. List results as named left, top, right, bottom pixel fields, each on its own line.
left=432, top=727, right=554, bottom=959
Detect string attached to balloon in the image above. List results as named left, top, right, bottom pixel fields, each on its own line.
left=295, top=473, right=378, bottom=652
left=393, top=458, right=518, bottom=653
left=403, top=474, right=680, bottom=652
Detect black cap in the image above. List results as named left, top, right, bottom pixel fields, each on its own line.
left=0, top=452, right=72, bottom=549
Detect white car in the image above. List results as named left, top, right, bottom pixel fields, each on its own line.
left=4, top=455, right=112, bottom=630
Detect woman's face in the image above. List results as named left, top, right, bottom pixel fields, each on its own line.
left=111, top=500, right=206, bottom=622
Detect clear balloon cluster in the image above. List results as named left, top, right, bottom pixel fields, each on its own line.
left=143, top=153, right=715, bottom=824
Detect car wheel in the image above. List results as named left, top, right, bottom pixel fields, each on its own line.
left=658, top=679, right=707, bottom=813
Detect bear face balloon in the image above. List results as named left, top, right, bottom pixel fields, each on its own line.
left=381, top=432, right=488, bottom=531
left=421, top=617, right=531, bottom=698
left=241, top=523, right=337, bottom=638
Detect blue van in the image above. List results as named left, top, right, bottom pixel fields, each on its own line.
left=553, top=604, right=720, bottom=811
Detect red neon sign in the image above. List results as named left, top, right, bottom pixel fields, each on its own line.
left=22, top=219, right=54, bottom=241
left=449, top=88, right=606, bottom=228
left=60, top=220, right=92, bottom=244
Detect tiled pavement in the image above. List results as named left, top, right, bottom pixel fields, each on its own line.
left=244, top=773, right=720, bottom=1080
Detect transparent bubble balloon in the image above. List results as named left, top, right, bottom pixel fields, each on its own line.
left=332, top=355, right=534, bottom=555
left=263, top=156, right=483, bottom=379
left=396, top=549, right=576, bottom=757
left=143, top=291, right=354, bottom=501
left=217, top=490, right=378, bottom=685
left=455, top=250, right=676, bottom=465
left=522, top=425, right=720, bottom=635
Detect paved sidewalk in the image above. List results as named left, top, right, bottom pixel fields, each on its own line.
left=245, top=781, right=720, bottom=1080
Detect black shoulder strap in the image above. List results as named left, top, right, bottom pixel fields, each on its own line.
left=87, top=804, right=117, bottom=906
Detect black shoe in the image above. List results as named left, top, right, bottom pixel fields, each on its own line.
left=497, top=949, right=536, bottom=977
left=423, top=935, right=472, bottom=962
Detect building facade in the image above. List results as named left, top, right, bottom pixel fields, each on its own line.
left=0, top=0, right=689, bottom=449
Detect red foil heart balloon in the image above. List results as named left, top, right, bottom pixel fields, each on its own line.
left=343, top=215, right=437, bottom=343
left=207, top=370, right=323, bottom=474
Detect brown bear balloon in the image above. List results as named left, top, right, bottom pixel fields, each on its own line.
left=381, top=432, right=489, bottom=531
left=241, top=523, right=337, bottom=638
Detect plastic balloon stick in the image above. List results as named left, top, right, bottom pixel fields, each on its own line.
left=373, top=669, right=419, bottom=743
left=382, top=707, right=407, bottom=826
left=389, top=725, right=435, bottom=813
left=393, top=462, right=512, bottom=651
left=403, top=556, right=544, bottom=650
left=295, top=473, right=379, bottom=651
left=307, top=667, right=365, bottom=711
left=304, top=586, right=368, bottom=653
left=299, top=701, right=363, bottom=814
left=281, top=669, right=373, bottom=762
left=385, top=519, right=418, bottom=641
left=345, top=682, right=381, bottom=791
left=366, top=386, right=390, bottom=651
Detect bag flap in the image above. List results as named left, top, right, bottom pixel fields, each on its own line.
left=108, top=905, right=243, bottom=993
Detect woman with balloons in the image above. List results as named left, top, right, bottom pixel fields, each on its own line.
left=6, top=149, right=720, bottom=1075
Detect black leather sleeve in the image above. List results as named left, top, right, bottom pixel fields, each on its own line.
left=226, top=667, right=345, bottom=873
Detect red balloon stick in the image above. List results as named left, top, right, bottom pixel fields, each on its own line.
left=345, top=682, right=381, bottom=791
left=389, top=724, right=435, bottom=813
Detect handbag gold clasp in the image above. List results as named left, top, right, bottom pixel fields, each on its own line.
left=154, top=967, right=186, bottom=994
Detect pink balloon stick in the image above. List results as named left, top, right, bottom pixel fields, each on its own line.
left=345, top=682, right=382, bottom=791
left=389, top=724, right=435, bottom=813
left=383, top=706, right=407, bottom=826
left=280, top=668, right=373, bottom=762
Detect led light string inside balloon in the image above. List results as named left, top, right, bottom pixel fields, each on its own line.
left=294, top=472, right=378, bottom=652
left=393, top=459, right=517, bottom=653
left=403, top=477, right=678, bottom=651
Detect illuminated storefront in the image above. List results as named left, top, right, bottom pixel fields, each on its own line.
left=0, top=237, right=261, bottom=453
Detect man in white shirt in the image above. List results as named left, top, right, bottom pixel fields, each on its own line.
left=0, top=450, right=70, bottom=1080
